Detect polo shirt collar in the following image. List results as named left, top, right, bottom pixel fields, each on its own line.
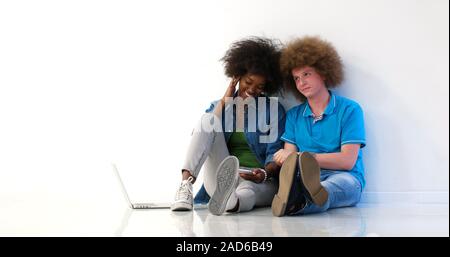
left=302, top=90, right=337, bottom=117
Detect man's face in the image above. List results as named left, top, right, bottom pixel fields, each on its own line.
left=291, top=66, right=326, bottom=99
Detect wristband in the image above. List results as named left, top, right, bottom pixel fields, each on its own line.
left=261, top=169, right=267, bottom=183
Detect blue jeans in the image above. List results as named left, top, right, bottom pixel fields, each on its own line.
left=291, top=170, right=363, bottom=215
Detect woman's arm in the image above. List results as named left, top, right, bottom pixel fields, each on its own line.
left=212, top=77, right=240, bottom=117
left=264, top=161, right=281, bottom=179
left=239, top=162, right=280, bottom=183
left=314, top=144, right=360, bottom=170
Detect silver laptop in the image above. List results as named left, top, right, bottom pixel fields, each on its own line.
left=112, top=163, right=171, bottom=209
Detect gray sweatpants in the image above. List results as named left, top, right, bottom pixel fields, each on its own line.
left=182, top=114, right=278, bottom=212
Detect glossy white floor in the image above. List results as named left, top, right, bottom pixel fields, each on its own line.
left=118, top=204, right=449, bottom=237
left=0, top=193, right=448, bottom=237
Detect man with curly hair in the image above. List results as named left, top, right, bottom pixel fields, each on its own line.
left=272, top=36, right=366, bottom=216
left=171, top=37, right=286, bottom=215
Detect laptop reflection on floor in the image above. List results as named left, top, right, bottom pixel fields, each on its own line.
left=112, top=163, right=171, bottom=209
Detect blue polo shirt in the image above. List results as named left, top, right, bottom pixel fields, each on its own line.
left=281, top=90, right=366, bottom=188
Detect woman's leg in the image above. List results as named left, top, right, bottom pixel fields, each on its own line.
left=201, top=129, right=230, bottom=197
left=172, top=113, right=229, bottom=211
left=233, top=179, right=279, bottom=212
left=292, top=171, right=362, bottom=215
left=181, top=113, right=229, bottom=183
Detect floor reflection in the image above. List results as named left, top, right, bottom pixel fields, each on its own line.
left=116, top=205, right=367, bottom=237
left=270, top=207, right=366, bottom=236
left=115, top=208, right=133, bottom=236
left=170, top=211, right=197, bottom=237
left=196, top=206, right=366, bottom=237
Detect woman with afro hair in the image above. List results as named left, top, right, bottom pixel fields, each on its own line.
left=272, top=36, right=366, bottom=216
left=171, top=37, right=287, bottom=215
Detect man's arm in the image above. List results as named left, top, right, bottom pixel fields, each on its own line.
left=314, top=144, right=360, bottom=170
left=275, top=143, right=360, bottom=171
left=273, top=142, right=298, bottom=166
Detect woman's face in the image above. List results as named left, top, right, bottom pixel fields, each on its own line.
left=238, top=74, right=266, bottom=98
left=292, top=66, right=326, bottom=99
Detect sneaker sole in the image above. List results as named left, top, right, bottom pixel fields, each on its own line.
left=208, top=156, right=239, bottom=215
left=171, top=202, right=193, bottom=211
left=271, top=152, right=298, bottom=217
left=298, top=152, right=328, bottom=206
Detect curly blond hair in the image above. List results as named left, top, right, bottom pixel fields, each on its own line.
left=280, top=36, right=343, bottom=101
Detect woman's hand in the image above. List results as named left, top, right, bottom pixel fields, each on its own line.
left=221, top=77, right=240, bottom=104
left=239, top=168, right=266, bottom=183
left=274, top=149, right=296, bottom=166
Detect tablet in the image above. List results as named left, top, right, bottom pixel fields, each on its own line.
left=238, top=167, right=253, bottom=174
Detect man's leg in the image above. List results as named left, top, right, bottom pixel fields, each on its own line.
left=292, top=171, right=362, bottom=215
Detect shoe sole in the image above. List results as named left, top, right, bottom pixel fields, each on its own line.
left=298, top=152, right=328, bottom=206
left=271, top=152, right=298, bottom=217
left=208, top=156, right=239, bottom=215
left=171, top=202, right=193, bottom=211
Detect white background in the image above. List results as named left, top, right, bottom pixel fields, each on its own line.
left=0, top=0, right=448, bottom=222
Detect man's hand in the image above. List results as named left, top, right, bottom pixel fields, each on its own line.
left=274, top=149, right=296, bottom=166
left=239, top=168, right=266, bottom=183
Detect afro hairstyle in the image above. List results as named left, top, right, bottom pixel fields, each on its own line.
left=221, top=37, right=282, bottom=96
left=280, top=36, right=344, bottom=101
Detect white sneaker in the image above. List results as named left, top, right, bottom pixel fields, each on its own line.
left=208, top=156, right=239, bottom=215
left=171, top=176, right=194, bottom=211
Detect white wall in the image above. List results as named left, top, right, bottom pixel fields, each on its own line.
left=0, top=0, right=448, bottom=207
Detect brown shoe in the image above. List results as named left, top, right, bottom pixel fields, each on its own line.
left=271, top=152, right=299, bottom=217
left=298, top=152, right=328, bottom=206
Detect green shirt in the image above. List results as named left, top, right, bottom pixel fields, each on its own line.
left=227, top=132, right=263, bottom=168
